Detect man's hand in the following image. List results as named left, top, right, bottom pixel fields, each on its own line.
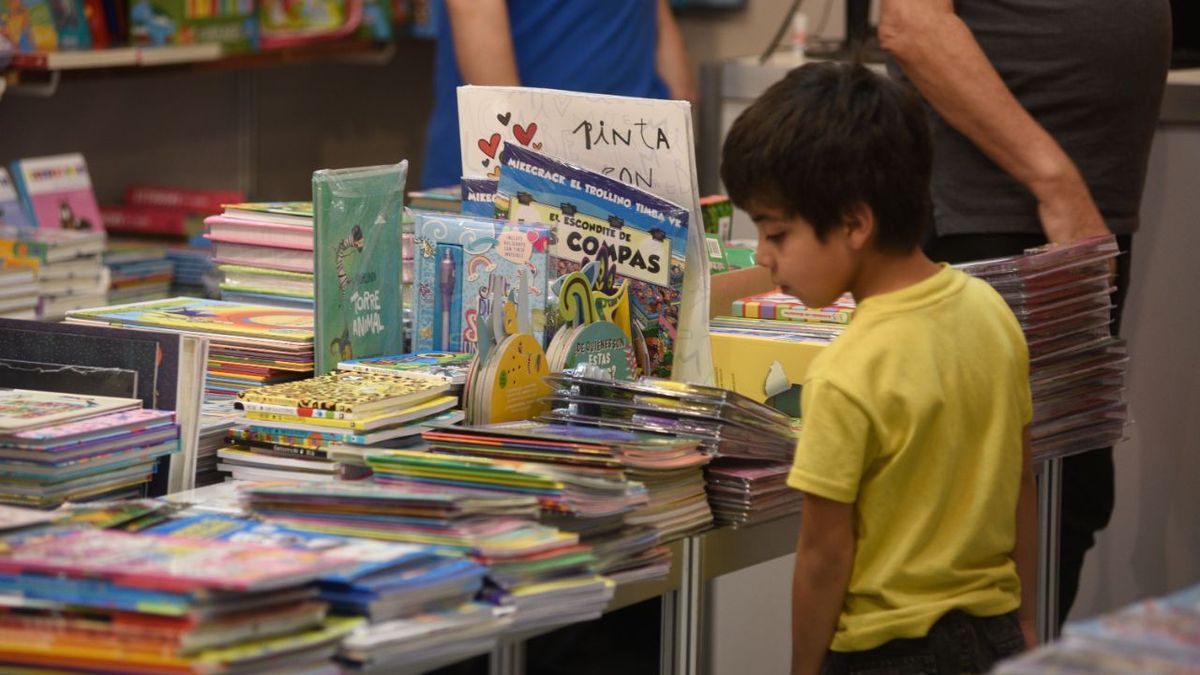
left=1033, top=162, right=1116, bottom=280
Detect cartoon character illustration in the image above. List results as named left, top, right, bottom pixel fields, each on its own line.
left=417, top=237, right=436, bottom=259
left=59, top=201, right=91, bottom=230
left=335, top=225, right=365, bottom=294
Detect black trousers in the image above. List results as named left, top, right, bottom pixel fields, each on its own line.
left=821, top=610, right=1025, bottom=674
left=924, top=232, right=1132, bottom=629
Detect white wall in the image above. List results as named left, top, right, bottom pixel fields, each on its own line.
left=1070, top=125, right=1200, bottom=621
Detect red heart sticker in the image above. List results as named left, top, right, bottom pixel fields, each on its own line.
left=513, top=123, right=538, bottom=146
left=478, top=133, right=501, bottom=159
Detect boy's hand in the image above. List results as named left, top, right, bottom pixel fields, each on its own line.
left=1020, top=618, right=1038, bottom=651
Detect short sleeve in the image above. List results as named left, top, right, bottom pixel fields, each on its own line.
left=787, top=377, right=875, bottom=503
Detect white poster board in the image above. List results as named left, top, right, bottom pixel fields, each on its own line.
left=457, top=85, right=713, bottom=384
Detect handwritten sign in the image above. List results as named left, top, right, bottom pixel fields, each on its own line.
left=457, top=85, right=712, bottom=384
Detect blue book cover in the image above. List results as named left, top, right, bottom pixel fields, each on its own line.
left=496, top=144, right=690, bottom=377
left=0, top=168, right=33, bottom=229
left=460, top=177, right=498, bottom=218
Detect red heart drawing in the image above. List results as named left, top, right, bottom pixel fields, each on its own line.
left=477, top=133, right=501, bottom=159
left=513, top=123, right=538, bottom=146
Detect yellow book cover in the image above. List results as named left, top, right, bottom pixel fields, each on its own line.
left=237, top=371, right=448, bottom=413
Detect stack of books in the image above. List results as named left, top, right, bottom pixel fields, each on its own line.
left=206, top=202, right=315, bottom=309
left=542, top=371, right=802, bottom=528
left=166, top=245, right=218, bottom=297
left=0, top=264, right=39, bottom=319
left=0, top=392, right=180, bottom=509
left=339, top=602, right=512, bottom=672
left=227, top=370, right=459, bottom=481
left=958, top=236, right=1128, bottom=461
left=338, top=351, right=473, bottom=398
left=103, top=239, right=175, bottom=304
left=704, top=460, right=803, bottom=528
left=65, top=296, right=316, bottom=401
left=0, top=526, right=361, bottom=672
left=0, top=226, right=108, bottom=320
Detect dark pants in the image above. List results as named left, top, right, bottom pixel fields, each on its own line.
left=924, top=232, right=1131, bottom=628
left=821, top=610, right=1025, bottom=675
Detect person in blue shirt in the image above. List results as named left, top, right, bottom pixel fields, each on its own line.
left=421, top=0, right=694, bottom=189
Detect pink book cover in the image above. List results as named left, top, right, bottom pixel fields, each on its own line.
left=0, top=529, right=346, bottom=593
left=8, top=408, right=176, bottom=444
left=13, top=154, right=105, bottom=232
left=204, top=215, right=314, bottom=250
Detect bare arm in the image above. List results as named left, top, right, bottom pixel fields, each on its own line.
left=445, top=0, right=520, bottom=86
left=655, top=0, right=697, bottom=103
left=1014, top=425, right=1039, bottom=648
left=878, top=0, right=1108, bottom=245
left=792, top=493, right=855, bottom=675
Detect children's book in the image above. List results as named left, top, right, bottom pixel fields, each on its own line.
left=496, top=144, right=689, bottom=378
left=236, top=370, right=448, bottom=415
left=412, top=213, right=550, bottom=353
left=65, top=297, right=314, bottom=343
left=218, top=201, right=313, bottom=226
left=0, top=225, right=103, bottom=264
left=1, top=0, right=59, bottom=51
left=339, top=351, right=472, bottom=386
left=3, top=408, right=175, bottom=447
left=205, top=216, right=313, bottom=249
left=0, top=528, right=345, bottom=593
left=9, top=154, right=104, bottom=232
left=312, top=161, right=407, bottom=374
left=0, top=169, right=33, bottom=229
left=456, top=85, right=711, bottom=383
left=259, top=0, right=364, bottom=48
left=0, top=390, right=142, bottom=432
left=460, top=178, right=498, bottom=218
left=732, top=291, right=856, bottom=324
left=48, top=0, right=92, bottom=49
left=128, top=0, right=258, bottom=51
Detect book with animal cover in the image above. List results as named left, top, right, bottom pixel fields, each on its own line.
left=732, top=290, right=855, bottom=324
left=242, top=395, right=456, bottom=432
left=312, top=161, right=407, bottom=374
left=496, top=144, right=689, bottom=378
left=236, top=370, right=447, bottom=414
left=339, top=351, right=472, bottom=386
left=0, top=389, right=141, bottom=432
left=9, top=154, right=104, bottom=232
left=0, top=168, right=33, bottom=229
left=457, top=85, right=711, bottom=384
left=65, top=296, right=314, bottom=343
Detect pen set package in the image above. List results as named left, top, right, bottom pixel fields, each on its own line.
left=412, top=213, right=551, bottom=354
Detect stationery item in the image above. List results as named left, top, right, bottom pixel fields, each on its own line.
left=312, top=161, right=407, bottom=374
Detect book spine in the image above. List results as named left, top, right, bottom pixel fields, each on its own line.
left=244, top=410, right=365, bottom=430
left=101, top=205, right=190, bottom=236
left=773, top=306, right=852, bottom=324
left=124, top=186, right=245, bottom=214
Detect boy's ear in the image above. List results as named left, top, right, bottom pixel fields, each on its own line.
left=841, top=202, right=876, bottom=251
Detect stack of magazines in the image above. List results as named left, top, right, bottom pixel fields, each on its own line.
left=957, top=236, right=1128, bottom=460
left=542, top=370, right=803, bottom=527
left=0, top=526, right=361, bottom=672
left=227, top=371, right=460, bottom=481
left=0, top=392, right=179, bottom=508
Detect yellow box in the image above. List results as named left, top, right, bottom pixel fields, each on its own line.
left=710, top=331, right=826, bottom=416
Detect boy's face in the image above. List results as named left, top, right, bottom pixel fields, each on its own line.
left=749, top=203, right=855, bottom=309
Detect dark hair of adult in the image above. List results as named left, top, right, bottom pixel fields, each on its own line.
left=721, top=61, right=934, bottom=252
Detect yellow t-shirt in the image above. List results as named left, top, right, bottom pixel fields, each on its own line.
left=787, top=264, right=1032, bottom=652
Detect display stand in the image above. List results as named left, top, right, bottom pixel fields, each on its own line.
left=1035, top=457, right=1063, bottom=643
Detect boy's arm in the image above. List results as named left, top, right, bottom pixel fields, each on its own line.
left=445, top=0, right=520, bottom=86
left=792, top=493, right=855, bottom=675
left=878, top=0, right=1108, bottom=246
left=1014, top=425, right=1038, bottom=648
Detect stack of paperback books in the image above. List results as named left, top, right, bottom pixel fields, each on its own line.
left=228, top=370, right=460, bottom=480
left=65, top=296, right=316, bottom=401
left=957, top=236, right=1128, bottom=460
left=103, top=239, right=175, bottom=304
left=0, top=226, right=108, bottom=320
left=0, top=265, right=38, bottom=319
left=0, top=527, right=361, bottom=672
left=543, top=370, right=802, bottom=527
left=0, top=392, right=179, bottom=508
left=206, top=202, right=315, bottom=309
left=166, top=245, right=218, bottom=297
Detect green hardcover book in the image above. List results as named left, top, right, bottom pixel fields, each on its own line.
left=312, top=161, right=408, bottom=375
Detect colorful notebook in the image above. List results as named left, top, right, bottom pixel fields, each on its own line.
left=312, top=161, right=407, bottom=374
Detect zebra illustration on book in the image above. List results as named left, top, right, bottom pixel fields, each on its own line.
left=335, top=225, right=365, bottom=293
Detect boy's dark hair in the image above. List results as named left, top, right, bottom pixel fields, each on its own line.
left=721, top=61, right=933, bottom=251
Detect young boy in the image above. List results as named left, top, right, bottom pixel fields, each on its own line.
left=720, top=62, right=1037, bottom=674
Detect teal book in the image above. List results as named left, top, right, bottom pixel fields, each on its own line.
left=312, top=161, right=408, bottom=375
